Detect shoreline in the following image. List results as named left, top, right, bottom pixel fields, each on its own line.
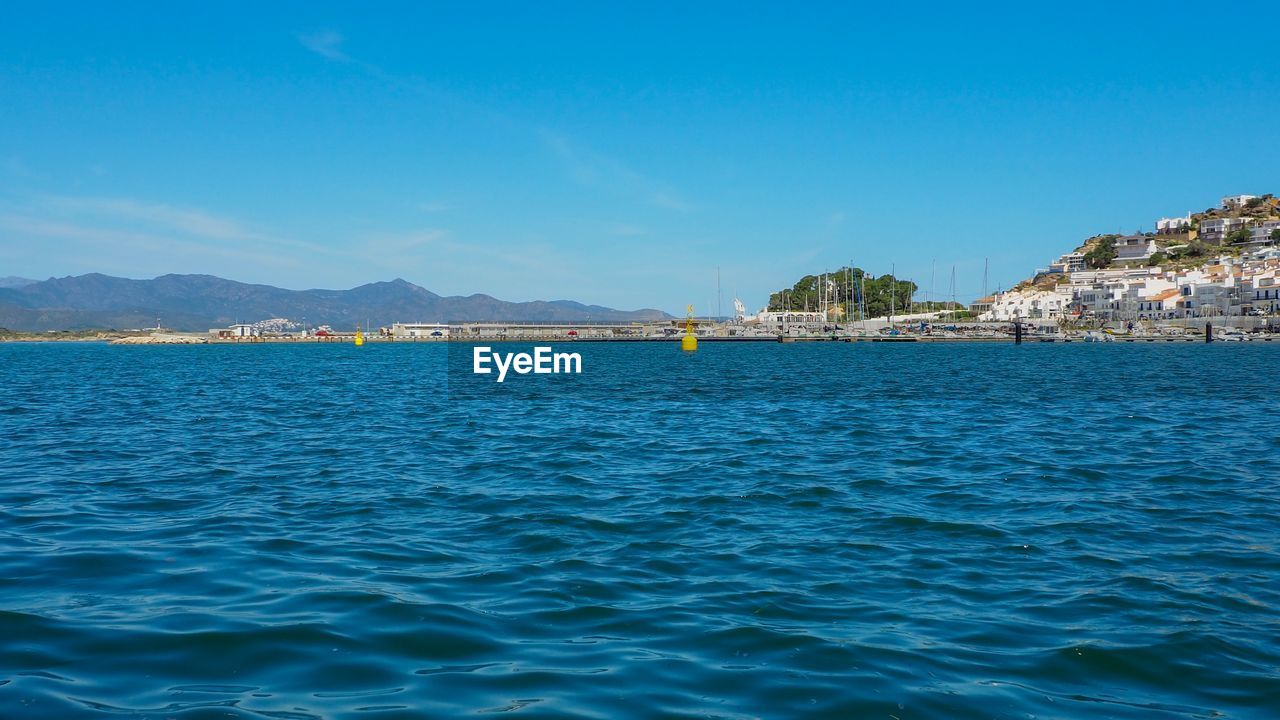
left=6, top=334, right=1280, bottom=345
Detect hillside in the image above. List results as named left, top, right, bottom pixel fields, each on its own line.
left=0, top=274, right=671, bottom=331
left=766, top=268, right=964, bottom=319
left=1010, top=193, right=1280, bottom=290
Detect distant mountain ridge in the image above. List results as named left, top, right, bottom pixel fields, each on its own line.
left=0, top=274, right=671, bottom=331
left=0, top=276, right=36, bottom=289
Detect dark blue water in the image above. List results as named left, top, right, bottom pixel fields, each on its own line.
left=2, top=342, right=1278, bottom=719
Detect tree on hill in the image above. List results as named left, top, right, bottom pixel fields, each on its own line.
left=1272, top=228, right=1280, bottom=242
left=1172, top=240, right=1210, bottom=259
left=767, top=267, right=919, bottom=319
left=1084, top=236, right=1118, bottom=268
left=1227, top=228, right=1252, bottom=245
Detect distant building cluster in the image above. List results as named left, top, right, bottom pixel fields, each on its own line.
left=975, top=191, right=1280, bottom=322
left=977, top=248, right=1280, bottom=322
left=210, top=320, right=324, bottom=338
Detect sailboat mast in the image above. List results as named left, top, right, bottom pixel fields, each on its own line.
left=890, top=263, right=896, bottom=325
left=930, top=260, right=936, bottom=313
left=949, top=265, right=957, bottom=321
left=862, top=271, right=867, bottom=329
left=859, top=270, right=867, bottom=330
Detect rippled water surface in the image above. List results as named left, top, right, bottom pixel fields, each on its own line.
left=2, top=342, right=1278, bottom=718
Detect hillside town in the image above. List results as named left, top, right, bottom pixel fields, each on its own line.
left=974, top=193, right=1280, bottom=325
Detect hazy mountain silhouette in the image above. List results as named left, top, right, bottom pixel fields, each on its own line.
left=0, top=274, right=671, bottom=331
left=0, top=276, right=36, bottom=289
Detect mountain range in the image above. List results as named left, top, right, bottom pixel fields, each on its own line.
left=0, top=274, right=671, bottom=331
left=0, top=276, right=36, bottom=289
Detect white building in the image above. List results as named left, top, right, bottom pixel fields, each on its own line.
left=979, top=288, right=1074, bottom=321
left=1246, top=271, right=1280, bottom=313
left=209, top=323, right=257, bottom=339
left=1048, top=251, right=1087, bottom=274
left=390, top=322, right=449, bottom=338
left=1066, top=267, right=1177, bottom=320
left=1156, top=214, right=1191, bottom=234
left=969, top=296, right=995, bottom=315
left=1068, top=266, right=1164, bottom=286
left=1113, top=234, right=1159, bottom=262
left=1248, top=220, right=1280, bottom=246
left=1174, top=263, right=1244, bottom=317
left=1199, top=217, right=1249, bottom=243
left=1222, top=194, right=1259, bottom=210
left=1135, top=288, right=1185, bottom=319
left=755, top=310, right=828, bottom=327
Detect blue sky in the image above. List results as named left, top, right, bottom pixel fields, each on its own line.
left=2, top=2, right=1277, bottom=313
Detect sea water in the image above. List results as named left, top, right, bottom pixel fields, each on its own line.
left=1, top=342, right=1277, bottom=718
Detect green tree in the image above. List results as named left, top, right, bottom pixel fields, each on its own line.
left=1184, top=240, right=1209, bottom=257
left=1084, top=235, right=1118, bottom=268
left=1226, top=228, right=1252, bottom=245
left=1146, top=251, right=1167, bottom=267
left=767, top=267, right=919, bottom=319
left=1271, top=228, right=1280, bottom=242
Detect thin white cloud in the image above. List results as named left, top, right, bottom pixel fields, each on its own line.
left=356, top=229, right=572, bottom=283
left=360, top=229, right=449, bottom=254
left=298, top=30, right=349, bottom=62
left=41, top=196, right=249, bottom=239
left=608, top=223, right=646, bottom=237
left=0, top=214, right=301, bottom=270
left=28, top=194, right=332, bottom=257
left=651, top=191, right=692, bottom=212
left=540, top=129, right=692, bottom=212
left=292, top=35, right=692, bottom=216
left=415, top=200, right=453, bottom=214
left=3, top=156, right=43, bottom=180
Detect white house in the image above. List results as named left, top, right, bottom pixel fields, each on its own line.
left=1177, top=263, right=1243, bottom=317
left=1246, top=271, right=1280, bottom=313
left=1067, top=267, right=1176, bottom=319
left=1135, top=288, right=1185, bottom=319
left=209, top=323, right=257, bottom=339
left=1048, top=251, right=1087, bottom=274
left=1199, top=217, right=1249, bottom=243
left=1156, top=214, right=1191, bottom=234
left=1068, top=266, right=1164, bottom=286
left=1114, top=234, right=1158, bottom=262
left=979, top=288, right=1074, bottom=321
left=1248, top=220, right=1280, bottom=245
left=1222, top=194, right=1259, bottom=210
left=969, top=296, right=995, bottom=315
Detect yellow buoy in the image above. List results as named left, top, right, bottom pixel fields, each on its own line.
left=354, top=326, right=364, bottom=347
left=681, top=304, right=698, bottom=352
